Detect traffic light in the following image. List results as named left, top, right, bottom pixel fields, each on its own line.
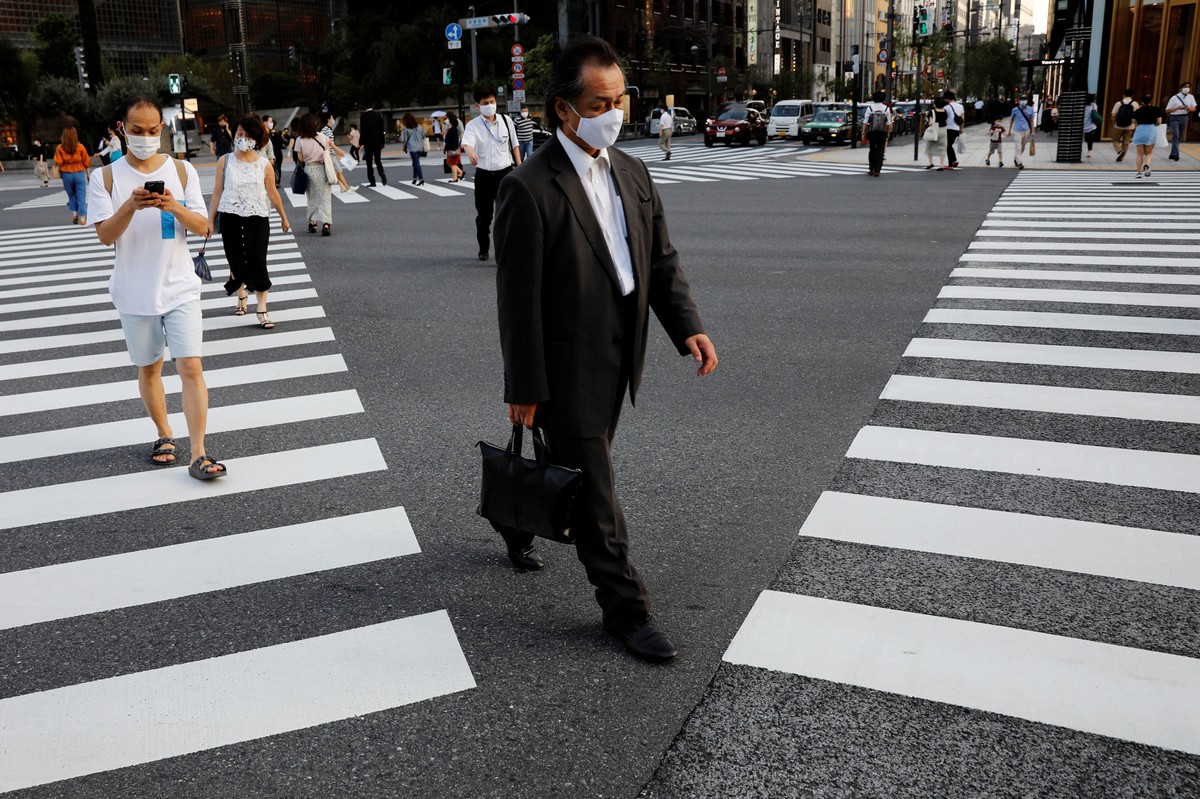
left=168, top=73, right=182, bottom=95
left=443, top=67, right=453, bottom=85
left=73, top=46, right=89, bottom=91
left=491, top=13, right=530, bottom=26
left=288, top=45, right=297, bottom=64
left=918, top=6, right=930, bottom=36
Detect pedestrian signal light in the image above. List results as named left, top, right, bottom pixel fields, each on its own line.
left=443, top=67, right=453, bottom=85
left=168, top=73, right=182, bottom=95
left=918, top=6, right=930, bottom=36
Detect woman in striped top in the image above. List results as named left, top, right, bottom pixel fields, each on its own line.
left=320, top=113, right=356, bottom=193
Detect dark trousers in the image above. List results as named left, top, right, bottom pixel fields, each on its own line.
left=363, top=144, right=385, bottom=185
left=474, top=166, right=511, bottom=256
left=218, top=212, right=272, bottom=294
left=946, top=129, right=960, bottom=166
left=273, top=152, right=283, bottom=188
left=867, top=131, right=887, bottom=172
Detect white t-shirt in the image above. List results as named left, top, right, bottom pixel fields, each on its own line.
left=659, top=110, right=674, bottom=131
left=945, top=101, right=965, bottom=131
left=1167, top=92, right=1197, bottom=117
left=87, top=156, right=207, bottom=316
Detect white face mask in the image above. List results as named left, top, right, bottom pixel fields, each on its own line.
left=234, top=137, right=256, bottom=152
left=267, top=120, right=275, bottom=130
left=1019, top=100, right=1027, bottom=107
left=1183, top=88, right=1192, bottom=96
left=126, top=134, right=160, bottom=160
left=567, top=103, right=624, bottom=151
left=479, top=103, right=497, bottom=117
left=520, top=110, right=529, bottom=118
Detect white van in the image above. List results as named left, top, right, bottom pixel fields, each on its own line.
left=767, top=99, right=815, bottom=139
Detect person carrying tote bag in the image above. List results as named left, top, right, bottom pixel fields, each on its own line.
left=400, top=112, right=428, bottom=186
left=290, top=113, right=335, bottom=235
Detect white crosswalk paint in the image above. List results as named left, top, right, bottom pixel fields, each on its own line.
left=0, top=389, right=364, bottom=463
left=976, top=229, right=1190, bottom=239
left=369, top=184, right=419, bottom=200
left=939, top=284, right=1200, bottom=308
left=968, top=241, right=1190, bottom=254
left=800, top=491, right=1200, bottom=590
left=0, top=259, right=305, bottom=288
left=410, top=181, right=463, bottom=197
left=847, top=425, right=1200, bottom=493
left=0, top=611, right=475, bottom=793
left=0, top=249, right=301, bottom=280
left=0, top=506, right=420, bottom=629
left=881, top=374, right=1200, bottom=425
left=924, top=307, right=1200, bottom=336
left=961, top=253, right=1200, bottom=267
left=724, top=591, right=1200, bottom=756
left=0, top=438, right=387, bottom=530
left=332, top=189, right=370, bottom=203
left=0, top=326, right=336, bottom=382
left=0, top=304, right=326, bottom=355
left=982, top=220, right=1199, bottom=230
left=949, top=267, right=1200, bottom=285
left=0, top=353, right=348, bottom=417
left=905, top=337, right=1200, bottom=373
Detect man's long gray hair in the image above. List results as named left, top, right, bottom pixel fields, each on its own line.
left=544, top=38, right=623, bottom=132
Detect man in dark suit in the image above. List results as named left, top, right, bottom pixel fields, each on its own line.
left=359, top=102, right=386, bottom=187
left=493, top=38, right=718, bottom=663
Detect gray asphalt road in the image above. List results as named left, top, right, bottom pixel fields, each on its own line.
left=0, top=140, right=1014, bottom=798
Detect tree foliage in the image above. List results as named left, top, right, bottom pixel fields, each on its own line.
left=34, top=13, right=78, bottom=80
left=964, top=37, right=1020, bottom=98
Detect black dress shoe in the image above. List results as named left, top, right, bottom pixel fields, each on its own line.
left=618, top=624, right=678, bottom=663
left=507, top=546, right=544, bottom=570
left=478, top=252, right=489, bottom=261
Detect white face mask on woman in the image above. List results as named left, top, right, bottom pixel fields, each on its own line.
left=234, top=137, right=256, bottom=152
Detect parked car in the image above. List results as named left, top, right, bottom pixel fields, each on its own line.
left=800, top=110, right=853, bottom=145
left=766, top=99, right=815, bottom=139
left=530, top=120, right=552, bottom=149
left=648, top=107, right=698, bottom=136
left=704, top=107, right=768, bottom=147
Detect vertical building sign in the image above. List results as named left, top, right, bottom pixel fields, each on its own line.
left=748, top=0, right=759, bottom=65
left=774, top=0, right=782, bottom=73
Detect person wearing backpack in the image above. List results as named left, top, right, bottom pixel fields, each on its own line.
left=943, top=90, right=965, bottom=169
left=861, top=90, right=893, bottom=177
left=1110, top=88, right=1138, bottom=162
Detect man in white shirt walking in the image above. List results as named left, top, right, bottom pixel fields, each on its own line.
left=657, top=102, right=673, bottom=160
left=87, top=93, right=226, bottom=480
left=1165, top=82, right=1196, bottom=161
left=462, top=86, right=522, bottom=261
left=861, top=90, right=893, bottom=177
left=943, top=90, right=965, bottom=169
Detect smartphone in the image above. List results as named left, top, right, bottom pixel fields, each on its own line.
left=144, top=180, right=165, bottom=195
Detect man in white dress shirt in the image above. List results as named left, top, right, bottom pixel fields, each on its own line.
left=462, top=86, right=522, bottom=261
left=492, top=38, right=718, bottom=663
left=1165, top=81, right=1196, bottom=161
left=657, top=102, right=673, bottom=160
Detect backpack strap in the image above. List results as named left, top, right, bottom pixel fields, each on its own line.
left=102, top=164, right=113, bottom=196
left=172, top=157, right=188, bottom=190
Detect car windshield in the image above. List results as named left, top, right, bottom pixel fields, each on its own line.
left=718, top=110, right=749, bottom=121
left=813, top=112, right=845, bottom=123
left=772, top=106, right=800, bottom=117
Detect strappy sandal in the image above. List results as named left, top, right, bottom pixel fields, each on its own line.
left=256, top=311, right=276, bottom=329
left=233, top=290, right=248, bottom=316
left=149, top=437, right=176, bottom=465
left=308, top=221, right=317, bottom=233
left=189, top=455, right=227, bottom=481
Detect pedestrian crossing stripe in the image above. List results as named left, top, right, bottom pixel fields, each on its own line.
left=0, top=611, right=475, bottom=794
left=719, top=169, right=1200, bottom=759
left=0, top=221, right=474, bottom=791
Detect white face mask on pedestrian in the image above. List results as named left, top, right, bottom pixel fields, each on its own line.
left=566, top=103, right=624, bottom=151
left=234, top=137, right=256, bottom=152
left=125, top=134, right=160, bottom=160
left=479, top=103, right=497, bottom=117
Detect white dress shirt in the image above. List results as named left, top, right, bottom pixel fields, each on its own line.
left=462, top=114, right=516, bottom=170
left=557, top=129, right=635, bottom=297
left=659, top=110, right=673, bottom=131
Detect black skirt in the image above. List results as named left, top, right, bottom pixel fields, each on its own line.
left=219, top=212, right=273, bottom=294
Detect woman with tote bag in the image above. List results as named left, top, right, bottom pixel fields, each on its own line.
left=289, top=113, right=335, bottom=235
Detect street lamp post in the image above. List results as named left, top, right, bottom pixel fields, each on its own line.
left=706, top=0, right=713, bottom=115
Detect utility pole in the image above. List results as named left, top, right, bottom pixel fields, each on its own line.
left=884, top=0, right=896, bottom=103
left=706, top=0, right=713, bottom=115
left=470, top=5, right=479, bottom=82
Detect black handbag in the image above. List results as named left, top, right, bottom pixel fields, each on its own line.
left=477, top=425, right=582, bottom=544
left=290, top=161, right=309, bottom=194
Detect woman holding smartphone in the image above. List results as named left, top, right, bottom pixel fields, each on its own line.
left=208, top=115, right=291, bottom=329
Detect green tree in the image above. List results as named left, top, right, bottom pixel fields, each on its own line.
left=521, top=33, right=558, bottom=100
left=964, top=37, right=1019, bottom=98
left=34, top=13, right=78, bottom=80
left=33, top=76, right=97, bottom=135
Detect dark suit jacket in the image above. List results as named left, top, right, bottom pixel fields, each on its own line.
left=494, top=135, right=705, bottom=438
left=359, top=109, right=385, bottom=148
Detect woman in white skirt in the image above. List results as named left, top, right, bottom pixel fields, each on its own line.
left=923, top=98, right=948, bottom=170
left=290, top=113, right=334, bottom=235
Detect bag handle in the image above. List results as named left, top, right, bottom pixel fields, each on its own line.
left=506, top=424, right=553, bottom=465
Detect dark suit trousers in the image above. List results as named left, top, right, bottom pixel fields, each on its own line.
left=363, top=144, right=385, bottom=185
left=867, top=130, right=887, bottom=172
left=474, top=167, right=511, bottom=255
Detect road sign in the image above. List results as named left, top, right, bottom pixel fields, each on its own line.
left=447, top=40, right=462, bottom=49
left=461, top=16, right=490, bottom=29
left=445, top=23, right=462, bottom=41
left=716, top=75, right=728, bottom=84
left=512, top=90, right=526, bottom=101
left=717, top=67, right=726, bottom=76
left=511, top=55, right=524, bottom=63
left=512, top=77, right=525, bottom=90
left=511, top=62, right=524, bottom=74
left=878, top=48, right=888, bottom=63
left=511, top=43, right=524, bottom=57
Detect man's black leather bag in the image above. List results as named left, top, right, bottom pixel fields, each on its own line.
left=477, top=425, right=581, bottom=544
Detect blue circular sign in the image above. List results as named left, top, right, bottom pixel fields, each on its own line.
left=445, top=23, right=463, bottom=41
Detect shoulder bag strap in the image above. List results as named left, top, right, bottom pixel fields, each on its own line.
left=172, top=157, right=188, bottom=190
left=102, top=164, right=113, bottom=196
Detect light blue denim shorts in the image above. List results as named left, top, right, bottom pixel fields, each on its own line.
left=118, top=299, right=204, bottom=366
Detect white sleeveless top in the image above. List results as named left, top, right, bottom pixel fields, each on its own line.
left=216, top=155, right=271, bottom=217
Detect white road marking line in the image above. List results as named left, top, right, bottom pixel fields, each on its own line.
left=0, top=506, right=418, bottom=629
left=0, top=353, right=348, bottom=417
left=724, top=591, right=1200, bottom=755
left=0, top=231, right=290, bottom=257
left=0, top=241, right=300, bottom=269
left=646, top=170, right=718, bottom=182
left=368, top=184, right=419, bottom=200
left=924, top=307, right=1200, bottom=336
left=801, top=491, right=1200, bottom=590
left=949, top=268, right=1200, bottom=286
left=969, top=241, right=1191, bottom=254
left=988, top=213, right=1200, bottom=220
left=0, top=287, right=319, bottom=334
left=882, top=373, right=1200, bottom=425
left=960, top=253, right=1200, bottom=267
left=0, top=326, right=336, bottom=382
left=847, top=424, right=1200, bottom=493
left=982, top=220, right=1199, bottom=230
left=976, top=229, right=1189, bottom=239
left=0, top=438, right=387, bottom=530
left=665, top=166, right=758, bottom=180
left=939, top=284, right=1200, bottom=308
left=0, top=249, right=301, bottom=279
left=332, top=189, right=370, bottom=203
left=0, top=273, right=312, bottom=315
left=0, top=610, right=475, bottom=793
left=0, top=389, right=364, bottom=464
left=0, top=260, right=306, bottom=289
left=409, top=181, right=464, bottom=197
left=284, top=190, right=307, bottom=207
left=905, top=337, right=1200, bottom=373
left=0, top=305, right=326, bottom=355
